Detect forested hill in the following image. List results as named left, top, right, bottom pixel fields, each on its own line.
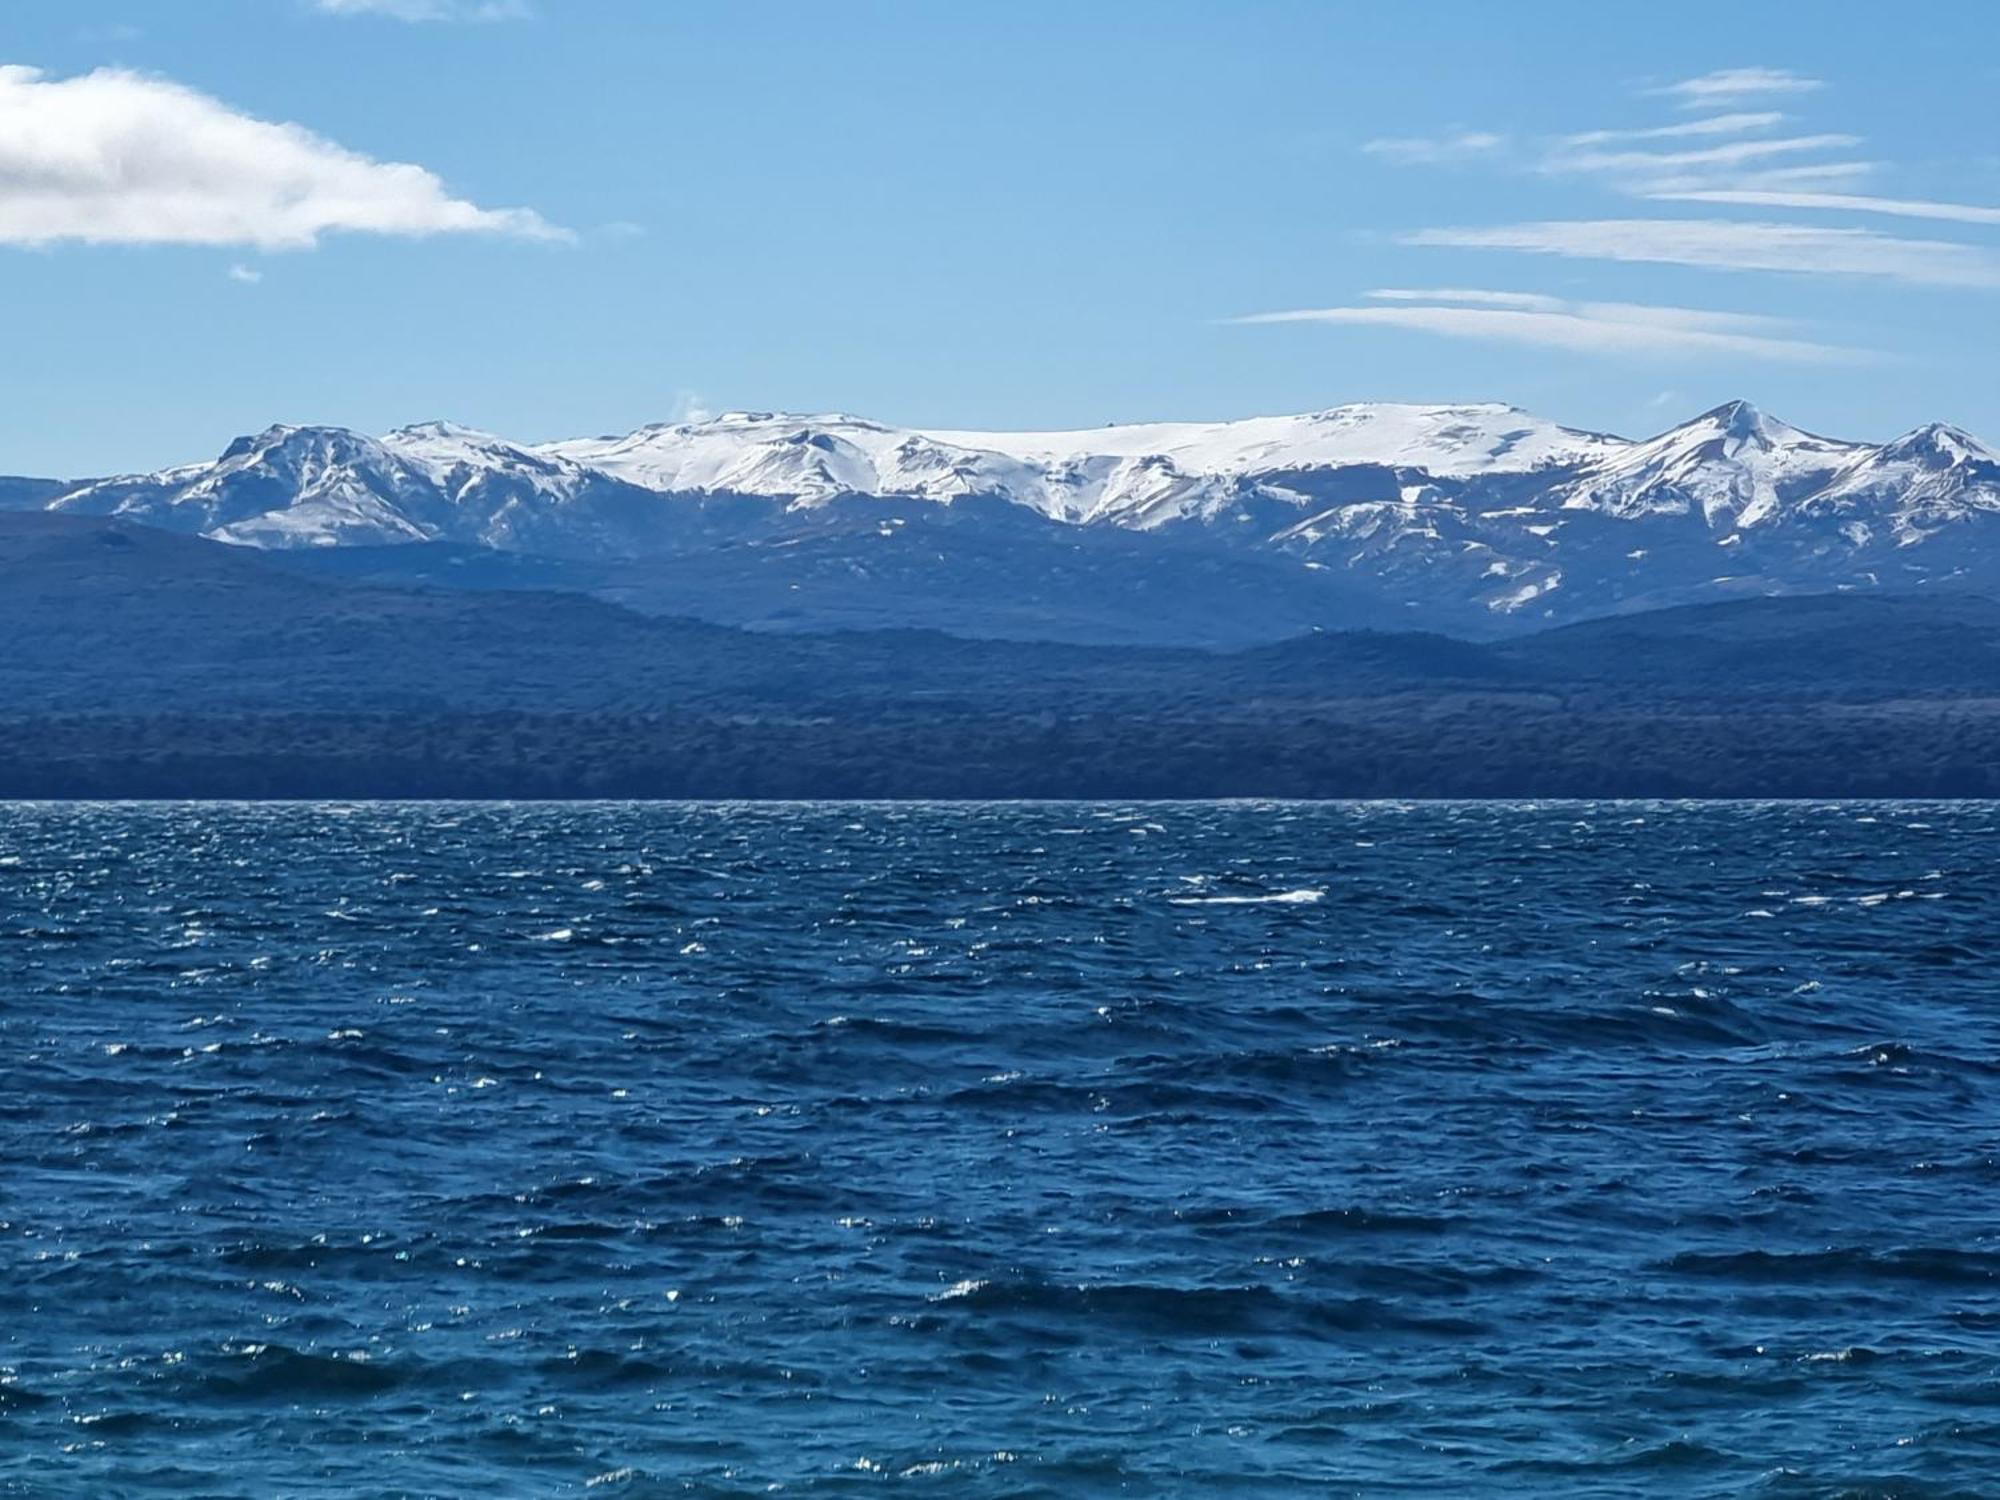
left=3, top=512, right=1998, bottom=797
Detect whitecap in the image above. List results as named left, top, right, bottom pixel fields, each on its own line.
left=1169, top=887, right=1325, bottom=907
left=930, top=1278, right=988, bottom=1301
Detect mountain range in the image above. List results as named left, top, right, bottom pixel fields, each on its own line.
left=11, top=400, right=2000, bottom=644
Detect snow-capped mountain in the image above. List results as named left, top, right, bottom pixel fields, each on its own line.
left=48, top=420, right=733, bottom=557
left=544, top=403, right=1621, bottom=522
left=52, top=425, right=447, bottom=547
left=17, top=400, right=2000, bottom=643
left=1551, top=400, right=1867, bottom=527
left=1800, top=424, right=2000, bottom=542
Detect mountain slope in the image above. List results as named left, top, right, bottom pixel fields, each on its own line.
left=3, top=511, right=1998, bottom=798
left=20, top=400, right=2000, bottom=643
left=1550, top=401, right=1864, bottom=527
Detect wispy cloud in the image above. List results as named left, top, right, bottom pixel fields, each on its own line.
left=0, top=64, right=565, bottom=248
left=1366, top=288, right=1564, bottom=311
left=1374, top=59, right=2000, bottom=346
left=1560, top=112, right=1787, bottom=146
left=1233, top=290, right=1858, bottom=363
left=1649, top=189, right=2000, bottom=226
left=1638, top=164, right=1880, bottom=195
left=1374, top=81, right=1872, bottom=205
left=1361, top=131, right=1505, bottom=166
left=226, top=263, right=263, bottom=283
left=1406, top=219, right=2000, bottom=288
left=1648, top=67, right=1824, bottom=108
left=1677, top=162, right=1881, bottom=188
left=313, top=0, right=531, bottom=19
left=1540, top=108, right=1875, bottom=198
left=1547, top=133, right=1861, bottom=182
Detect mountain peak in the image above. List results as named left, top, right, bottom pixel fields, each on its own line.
left=1880, top=421, right=1998, bottom=467
left=219, top=423, right=383, bottom=463
left=1667, top=400, right=1853, bottom=461
left=219, top=423, right=302, bottom=460
left=1694, top=399, right=1774, bottom=440
left=389, top=419, right=493, bottom=442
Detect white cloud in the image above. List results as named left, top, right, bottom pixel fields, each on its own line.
left=1649, top=68, right=1824, bottom=108
left=1747, top=163, right=1881, bottom=183
left=1406, top=219, right=2000, bottom=288
left=1677, top=162, right=1880, bottom=189
left=1547, top=133, right=1860, bottom=181
left=1380, top=66, right=2000, bottom=301
left=226, top=263, right=263, bottom=283
left=1366, top=287, right=1564, bottom=311
left=313, top=0, right=531, bottom=19
left=1649, top=189, right=2000, bottom=226
left=1361, top=131, right=1504, bottom=166
left=1560, top=112, right=1787, bottom=146
left=1233, top=292, right=1856, bottom=363
left=1637, top=164, right=1880, bottom=196
left=0, top=65, right=564, bottom=248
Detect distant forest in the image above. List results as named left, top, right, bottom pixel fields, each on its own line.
left=3, top=513, right=1998, bottom=798
left=3, top=703, right=1996, bottom=800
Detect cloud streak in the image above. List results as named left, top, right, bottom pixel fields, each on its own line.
left=1366, top=288, right=1564, bottom=310
left=313, top=0, right=531, bottom=19
left=0, top=65, right=564, bottom=248
left=1650, top=189, right=2000, bottom=226
left=1361, top=131, right=1505, bottom=166
left=1648, top=68, right=1824, bottom=108
left=1233, top=291, right=1858, bottom=363
left=1546, top=133, right=1861, bottom=181
left=1560, top=112, right=1788, bottom=146
left=1406, top=219, right=2000, bottom=288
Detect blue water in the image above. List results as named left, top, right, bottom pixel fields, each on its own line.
left=4, top=802, right=2000, bottom=1497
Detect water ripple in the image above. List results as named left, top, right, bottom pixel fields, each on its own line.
left=3, top=799, right=1999, bottom=1496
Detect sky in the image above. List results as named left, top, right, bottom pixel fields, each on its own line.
left=3, top=0, right=1998, bottom=475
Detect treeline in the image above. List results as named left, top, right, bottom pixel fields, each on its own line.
left=5, top=513, right=2000, bottom=797
left=3, top=701, right=1996, bottom=799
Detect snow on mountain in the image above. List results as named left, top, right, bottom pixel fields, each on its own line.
left=52, top=425, right=446, bottom=544
left=1799, top=423, right=2000, bottom=542
left=25, top=400, right=2000, bottom=638
left=382, top=420, right=598, bottom=499
left=544, top=412, right=1078, bottom=515
left=1551, top=401, right=1866, bottom=528
left=921, top=401, right=1623, bottom=479
left=544, top=403, right=1621, bottom=523
left=51, top=419, right=694, bottom=555
left=544, top=413, right=927, bottom=506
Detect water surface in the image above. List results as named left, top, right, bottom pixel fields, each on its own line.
left=4, top=801, right=1998, bottom=1496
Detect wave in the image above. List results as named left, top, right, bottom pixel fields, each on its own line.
left=1168, top=887, right=1326, bottom=906
left=913, top=1277, right=1488, bottom=1338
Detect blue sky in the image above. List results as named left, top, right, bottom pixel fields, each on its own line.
left=3, top=0, right=1997, bottom=475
